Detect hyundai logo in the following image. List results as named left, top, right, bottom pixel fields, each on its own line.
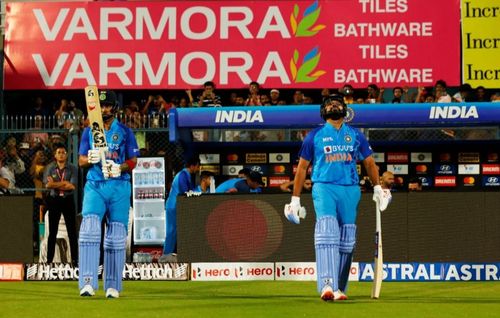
left=488, top=177, right=498, bottom=183
left=440, top=165, right=451, bottom=171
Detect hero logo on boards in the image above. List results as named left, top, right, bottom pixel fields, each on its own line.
left=191, top=263, right=274, bottom=281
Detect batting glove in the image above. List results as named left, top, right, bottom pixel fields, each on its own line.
left=284, top=196, right=307, bottom=224
left=373, top=185, right=392, bottom=212
left=106, top=160, right=121, bottom=178
left=87, top=149, right=101, bottom=164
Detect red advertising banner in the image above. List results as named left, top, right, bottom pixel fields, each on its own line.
left=4, top=0, right=461, bottom=89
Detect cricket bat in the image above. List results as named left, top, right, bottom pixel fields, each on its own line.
left=84, top=85, right=108, bottom=172
left=371, top=200, right=383, bottom=299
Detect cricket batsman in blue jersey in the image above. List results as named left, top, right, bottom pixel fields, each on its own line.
left=78, top=91, right=139, bottom=298
left=284, top=94, right=391, bottom=301
left=162, top=157, right=200, bottom=256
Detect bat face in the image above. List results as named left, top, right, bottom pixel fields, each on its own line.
left=85, top=85, right=108, bottom=149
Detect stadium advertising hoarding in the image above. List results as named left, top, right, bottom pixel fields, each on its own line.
left=461, top=0, right=500, bottom=88
left=4, top=0, right=460, bottom=89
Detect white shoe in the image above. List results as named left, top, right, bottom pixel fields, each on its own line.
left=320, top=285, right=334, bottom=301
left=106, top=288, right=120, bottom=298
left=334, top=290, right=348, bottom=301
left=80, top=285, right=95, bottom=297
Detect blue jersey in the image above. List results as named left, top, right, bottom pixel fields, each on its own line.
left=299, top=123, right=372, bottom=185
left=79, top=119, right=139, bottom=181
left=166, top=168, right=194, bottom=209
left=215, top=178, right=261, bottom=193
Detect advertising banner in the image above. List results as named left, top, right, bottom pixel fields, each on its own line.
left=461, top=0, right=500, bottom=88
left=4, top=0, right=460, bottom=89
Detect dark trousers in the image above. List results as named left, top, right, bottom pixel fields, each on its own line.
left=46, top=195, right=78, bottom=263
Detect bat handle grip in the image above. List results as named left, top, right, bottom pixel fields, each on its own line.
left=100, top=149, right=108, bottom=179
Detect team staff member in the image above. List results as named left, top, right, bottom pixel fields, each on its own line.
left=43, top=143, right=78, bottom=264
left=162, top=157, right=200, bottom=256
left=285, top=94, right=391, bottom=301
left=78, top=90, right=139, bottom=298
left=215, top=171, right=263, bottom=193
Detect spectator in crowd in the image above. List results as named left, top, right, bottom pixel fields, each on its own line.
left=198, top=81, right=222, bottom=107
left=434, top=80, right=452, bottom=103
left=43, top=143, right=79, bottom=265
left=291, top=90, right=304, bottom=105
left=215, top=171, right=263, bottom=193
left=366, top=84, right=383, bottom=103
left=415, top=86, right=433, bottom=103
left=0, top=149, right=16, bottom=195
left=29, top=96, right=50, bottom=118
left=195, top=170, right=215, bottom=193
left=234, top=96, right=246, bottom=106
left=269, top=89, right=281, bottom=106
left=339, top=85, right=355, bottom=104
left=475, top=86, right=488, bottom=102
left=4, top=141, right=26, bottom=175
left=391, top=87, right=404, bottom=103
left=24, top=115, right=49, bottom=149
left=142, top=94, right=169, bottom=115
left=228, top=92, right=238, bottom=106
left=492, top=92, right=500, bottom=102
left=452, top=83, right=473, bottom=102
left=280, top=176, right=313, bottom=192
left=260, top=94, right=271, bottom=106
left=408, top=177, right=423, bottom=191
left=303, top=95, right=314, bottom=105
left=245, top=81, right=262, bottom=106
left=162, top=157, right=200, bottom=257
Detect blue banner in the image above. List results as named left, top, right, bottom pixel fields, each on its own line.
left=170, top=102, right=500, bottom=129
left=358, top=263, right=500, bottom=281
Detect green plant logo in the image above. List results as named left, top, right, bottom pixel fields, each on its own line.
left=290, top=46, right=326, bottom=83
left=290, top=0, right=326, bottom=37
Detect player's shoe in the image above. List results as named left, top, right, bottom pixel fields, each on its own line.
left=334, top=290, right=348, bottom=301
left=79, top=285, right=95, bottom=297
left=320, top=285, right=334, bottom=301
left=106, top=288, right=120, bottom=299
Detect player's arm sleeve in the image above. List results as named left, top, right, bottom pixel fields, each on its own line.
left=298, top=129, right=316, bottom=162
left=178, top=171, right=191, bottom=193
left=126, top=128, right=140, bottom=159
left=356, top=129, right=373, bottom=161
left=79, top=127, right=91, bottom=156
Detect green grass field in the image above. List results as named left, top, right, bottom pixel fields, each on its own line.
left=1, top=281, right=499, bottom=318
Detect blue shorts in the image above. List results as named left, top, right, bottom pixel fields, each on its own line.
left=312, top=183, right=361, bottom=224
left=82, top=180, right=131, bottom=226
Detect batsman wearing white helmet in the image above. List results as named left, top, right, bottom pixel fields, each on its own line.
left=284, top=94, right=391, bottom=301
left=78, top=90, right=139, bottom=298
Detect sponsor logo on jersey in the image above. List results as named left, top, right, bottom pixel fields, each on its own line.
left=344, top=135, right=352, bottom=143
left=324, top=146, right=332, bottom=154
